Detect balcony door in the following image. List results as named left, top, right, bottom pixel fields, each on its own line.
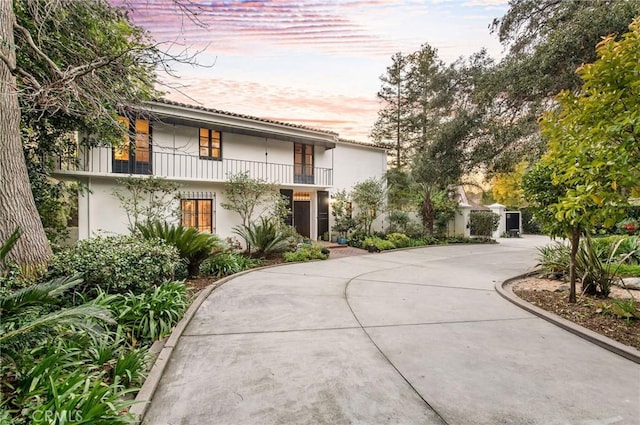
left=294, top=143, right=314, bottom=184
left=114, top=117, right=152, bottom=174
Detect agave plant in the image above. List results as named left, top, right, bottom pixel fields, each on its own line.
left=233, top=217, right=290, bottom=257
left=136, top=221, right=221, bottom=277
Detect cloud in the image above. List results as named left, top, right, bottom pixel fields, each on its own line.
left=161, top=73, right=380, bottom=140
left=114, top=0, right=412, bottom=57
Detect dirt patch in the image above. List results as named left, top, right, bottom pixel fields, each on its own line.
left=513, top=277, right=640, bottom=351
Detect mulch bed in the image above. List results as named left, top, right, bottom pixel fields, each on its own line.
left=513, top=283, right=640, bottom=351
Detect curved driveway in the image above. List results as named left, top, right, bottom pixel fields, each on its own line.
left=144, top=236, right=640, bottom=425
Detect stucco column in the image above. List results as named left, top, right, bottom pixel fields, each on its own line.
left=487, top=203, right=506, bottom=239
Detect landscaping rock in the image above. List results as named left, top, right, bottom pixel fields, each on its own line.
left=620, top=277, right=640, bottom=290
left=554, top=284, right=570, bottom=292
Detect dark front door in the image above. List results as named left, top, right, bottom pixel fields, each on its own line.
left=294, top=201, right=311, bottom=238
left=317, top=191, right=329, bottom=239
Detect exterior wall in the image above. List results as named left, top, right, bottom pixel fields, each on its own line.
left=76, top=176, right=328, bottom=242
left=329, top=142, right=387, bottom=235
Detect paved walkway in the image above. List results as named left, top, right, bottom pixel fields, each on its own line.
left=144, top=236, right=640, bottom=425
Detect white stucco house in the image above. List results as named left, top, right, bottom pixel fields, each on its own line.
left=53, top=99, right=388, bottom=241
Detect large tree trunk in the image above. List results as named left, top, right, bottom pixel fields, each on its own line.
left=421, top=191, right=435, bottom=235
left=568, top=228, right=580, bottom=303
left=0, top=3, right=52, bottom=267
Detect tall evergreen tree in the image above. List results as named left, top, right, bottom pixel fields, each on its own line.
left=371, top=52, right=411, bottom=169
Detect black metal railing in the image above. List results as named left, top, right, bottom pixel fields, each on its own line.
left=55, top=147, right=333, bottom=186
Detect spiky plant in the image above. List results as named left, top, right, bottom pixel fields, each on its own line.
left=136, top=221, right=221, bottom=277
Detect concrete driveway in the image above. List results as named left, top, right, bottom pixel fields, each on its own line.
left=144, top=236, right=640, bottom=425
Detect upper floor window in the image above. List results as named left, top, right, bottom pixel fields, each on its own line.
left=114, top=116, right=151, bottom=174
left=199, top=128, right=222, bottom=160
left=294, top=143, right=314, bottom=184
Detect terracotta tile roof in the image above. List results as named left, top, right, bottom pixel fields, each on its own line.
left=337, top=138, right=388, bottom=150
left=149, top=98, right=338, bottom=136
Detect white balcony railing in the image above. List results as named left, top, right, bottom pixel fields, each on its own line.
left=54, top=147, right=333, bottom=187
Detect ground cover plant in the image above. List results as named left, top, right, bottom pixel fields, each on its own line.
left=283, top=244, right=329, bottom=262
left=0, top=231, right=191, bottom=424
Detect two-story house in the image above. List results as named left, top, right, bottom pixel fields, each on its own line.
left=54, top=99, right=388, bottom=241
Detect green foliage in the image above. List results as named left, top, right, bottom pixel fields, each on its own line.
left=617, top=265, right=640, bottom=278
left=386, top=210, right=411, bottom=234
left=331, top=189, right=357, bottom=237
left=233, top=217, right=290, bottom=258
left=537, top=236, right=638, bottom=296
left=136, top=221, right=221, bottom=277
left=607, top=296, right=640, bottom=322
left=112, top=177, right=181, bottom=231
left=385, top=233, right=410, bottom=248
left=362, top=237, right=396, bottom=251
left=351, top=178, right=386, bottom=235
left=283, top=244, right=329, bottom=262
left=537, top=242, right=570, bottom=279
left=109, top=281, right=189, bottom=346
left=481, top=0, right=640, bottom=171
left=200, top=252, right=260, bottom=278
left=221, top=172, right=281, bottom=228
left=48, top=235, right=180, bottom=295
left=0, top=275, right=114, bottom=365
left=1, top=228, right=21, bottom=269
left=520, top=207, right=542, bottom=234
left=469, top=211, right=499, bottom=237
left=3, top=344, right=137, bottom=425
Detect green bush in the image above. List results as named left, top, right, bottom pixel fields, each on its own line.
left=200, top=252, right=260, bottom=278
left=49, top=235, right=180, bottom=295
left=283, top=244, right=329, bottom=262
left=521, top=207, right=542, bottom=234
left=109, top=281, right=189, bottom=346
left=469, top=211, right=500, bottom=237
left=362, top=237, right=395, bottom=251
left=537, top=242, right=570, bottom=279
left=233, top=217, right=290, bottom=257
left=385, top=232, right=410, bottom=248
left=136, top=221, right=222, bottom=277
left=617, top=264, right=640, bottom=277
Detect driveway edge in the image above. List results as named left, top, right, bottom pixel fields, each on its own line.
left=131, top=266, right=265, bottom=423
left=496, top=273, right=640, bottom=364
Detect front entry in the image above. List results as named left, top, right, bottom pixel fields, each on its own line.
left=294, top=200, right=311, bottom=238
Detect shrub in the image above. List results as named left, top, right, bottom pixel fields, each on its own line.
left=386, top=232, right=410, bottom=248
left=521, top=207, right=542, bottom=234
left=109, top=281, right=189, bottom=346
left=283, top=244, right=329, bottom=262
left=200, top=252, right=260, bottom=278
left=362, top=237, right=395, bottom=251
left=49, top=235, right=180, bottom=295
left=347, top=229, right=367, bottom=248
left=537, top=242, right=570, bottom=279
left=136, top=221, right=222, bottom=277
left=233, top=217, right=290, bottom=257
left=469, top=211, right=500, bottom=237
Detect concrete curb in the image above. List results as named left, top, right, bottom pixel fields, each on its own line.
left=496, top=273, right=640, bottom=364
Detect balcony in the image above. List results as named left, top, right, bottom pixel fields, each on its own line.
left=54, top=147, right=333, bottom=187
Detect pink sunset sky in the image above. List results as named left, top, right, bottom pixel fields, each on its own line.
left=117, top=0, right=508, bottom=141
